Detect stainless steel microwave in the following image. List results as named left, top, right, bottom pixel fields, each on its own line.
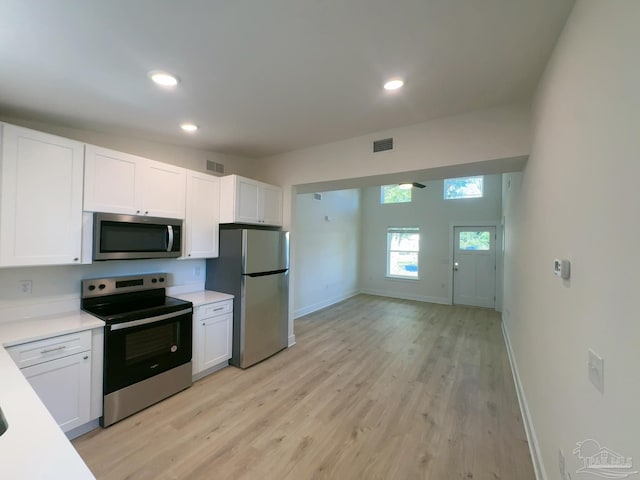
left=93, top=213, right=183, bottom=260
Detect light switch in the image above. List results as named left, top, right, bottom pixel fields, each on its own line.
left=588, top=349, right=604, bottom=394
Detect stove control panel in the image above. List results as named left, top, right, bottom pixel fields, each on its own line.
left=82, top=273, right=167, bottom=298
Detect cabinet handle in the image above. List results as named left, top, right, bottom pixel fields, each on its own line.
left=145, top=211, right=149, bottom=215
left=202, top=323, right=205, bottom=326
left=188, top=253, right=191, bottom=257
left=83, top=355, right=89, bottom=360
left=213, top=307, right=224, bottom=312
left=136, top=210, right=140, bottom=214
left=41, top=345, right=66, bottom=354
left=73, top=257, right=79, bottom=262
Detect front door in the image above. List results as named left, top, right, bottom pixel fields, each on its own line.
left=453, top=226, right=496, bottom=308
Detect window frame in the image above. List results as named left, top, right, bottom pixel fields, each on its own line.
left=443, top=176, right=484, bottom=200
left=380, top=184, right=412, bottom=204
left=386, top=226, right=420, bottom=280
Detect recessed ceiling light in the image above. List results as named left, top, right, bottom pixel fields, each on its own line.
left=384, top=79, right=404, bottom=91
left=180, top=123, right=198, bottom=133
left=148, top=70, right=179, bottom=87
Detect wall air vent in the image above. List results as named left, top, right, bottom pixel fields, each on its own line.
left=313, top=193, right=322, bottom=201
left=206, top=160, right=225, bottom=175
left=373, top=137, right=394, bottom=153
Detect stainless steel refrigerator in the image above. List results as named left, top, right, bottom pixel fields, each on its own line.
left=205, top=228, right=289, bottom=368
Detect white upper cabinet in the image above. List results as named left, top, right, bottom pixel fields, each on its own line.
left=262, top=183, right=284, bottom=226
left=219, top=174, right=283, bottom=226
left=84, top=145, right=186, bottom=219
left=140, top=160, right=187, bottom=219
left=84, top=145, right=140, bottom=215
left=184, top=171, right=220, bottom=259
left=0, top=123, right=84, bottom=266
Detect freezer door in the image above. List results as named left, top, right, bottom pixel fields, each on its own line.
left=242, top=230, right=288, bottom=274
left=241, top=271, right=288, bottom=368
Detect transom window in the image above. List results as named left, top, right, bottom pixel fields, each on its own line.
left=380, top=184, right=412, bottom=204
left=444, top=176, right=484, bottom=200
left=386, top=227, right=420, bottom=279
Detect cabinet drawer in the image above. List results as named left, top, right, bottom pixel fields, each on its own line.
left=7, top=330, right=92, bottom=369
left=195, top=300, right=233, bottom=320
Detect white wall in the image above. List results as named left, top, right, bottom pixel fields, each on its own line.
left=255, top=103, right=531, bottom=341
left=0, top=259, right=205, bottom=321
left=360, top=175, right=502, bottom=305
left=293, top=190, right=360, bottom=318
left=502, top=1, right=640, bottom=478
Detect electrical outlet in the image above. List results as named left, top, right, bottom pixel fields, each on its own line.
left=588, top=349, right=604, bottom=394
left=559, top=448, right=566, bottom=478
left=193, top=266, right=201, bottom=277
left=18, top=280, right=32, bottom=295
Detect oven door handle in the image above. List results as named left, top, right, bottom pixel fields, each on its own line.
left=166, top=225, right=174, bottom=252
left=109, top=308, right=192, bottom=331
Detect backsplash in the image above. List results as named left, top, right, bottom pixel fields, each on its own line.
left=0, top=258, right=205, bottom=321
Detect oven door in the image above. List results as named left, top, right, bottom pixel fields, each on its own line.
left=104, top=308, right=192, bottom=395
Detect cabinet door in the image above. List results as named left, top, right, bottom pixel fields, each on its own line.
left=0, top=124, right=83, bottom=266
left=141, top=159, right=186, bottom=219
left=185, top=171, right=219, bottom=258
left=84, top=144, right=140, bottom=214
left=21, top=352, right=92, bottom=433
left=198, top=313, right=232, bottom=372
left=236, top=177, right=260, bottom=224
left=261, top=184, right=283, bottom=226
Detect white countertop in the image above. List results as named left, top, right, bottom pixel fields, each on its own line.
left=171, top=289, right=234, bottom=306
left=0, top=311, right=102, bottom=480
left=0, top=310, right=104, bottom=347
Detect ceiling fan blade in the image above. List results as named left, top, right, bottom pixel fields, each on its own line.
left=412, top=182, right=426, bottom=189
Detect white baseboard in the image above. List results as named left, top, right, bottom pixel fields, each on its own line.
left=287, top=334, right=296, bottom=347
left=65, top=419, right=100, bottom=440
left=192, top=360, right=229, bottom=382
left=502, top=320, right=547, bottom=480
left=359, top=288, right=450, bottom=305
left=294, top=290, right=360, bottom=319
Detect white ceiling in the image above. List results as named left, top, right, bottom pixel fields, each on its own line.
left=0, top=0, right=573, bottom=158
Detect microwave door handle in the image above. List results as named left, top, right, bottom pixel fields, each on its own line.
left=167, top=225, right=174, bottom=252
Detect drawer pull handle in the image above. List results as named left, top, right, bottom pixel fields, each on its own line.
left=41, top=346, right=66, bottom=354
left=213, top=307, right=224, bottom=312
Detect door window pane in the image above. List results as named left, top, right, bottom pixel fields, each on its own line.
left=459, top=231, right=491, bottom=250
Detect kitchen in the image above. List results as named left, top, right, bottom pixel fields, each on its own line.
left=0, top=1, right=609, bottom=478
left=0, top=121, right=290, bottom=478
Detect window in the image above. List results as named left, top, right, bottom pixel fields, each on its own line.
left=387, top=227, right=419, bottom=279
left=458, top=231, right=491, bottom=250
left=381, top=185, right=411, bottom=204
left=444, top=176, right=484, bottom=200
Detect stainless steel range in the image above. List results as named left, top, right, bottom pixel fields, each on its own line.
left=81, top=273, right=193, bottom=427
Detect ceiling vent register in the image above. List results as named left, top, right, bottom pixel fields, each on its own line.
left=373, top=137, right=394, bottom=153
left=206, top=160, right=225, bottom=175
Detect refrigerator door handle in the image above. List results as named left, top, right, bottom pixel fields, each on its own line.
left=245, top=269, right=288, bottom=278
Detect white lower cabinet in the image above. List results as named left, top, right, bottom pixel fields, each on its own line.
left=193, top=300, right=233, bottom=378
left=7, top=330, right=93, bottom=433
left=22, top=352, right=92, bottom=432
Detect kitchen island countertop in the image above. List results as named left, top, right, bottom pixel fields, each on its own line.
left=0, top=310, right=103, bottom=480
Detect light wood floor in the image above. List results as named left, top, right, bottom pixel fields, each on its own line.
left=73, top=295, right=534, bottom=479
